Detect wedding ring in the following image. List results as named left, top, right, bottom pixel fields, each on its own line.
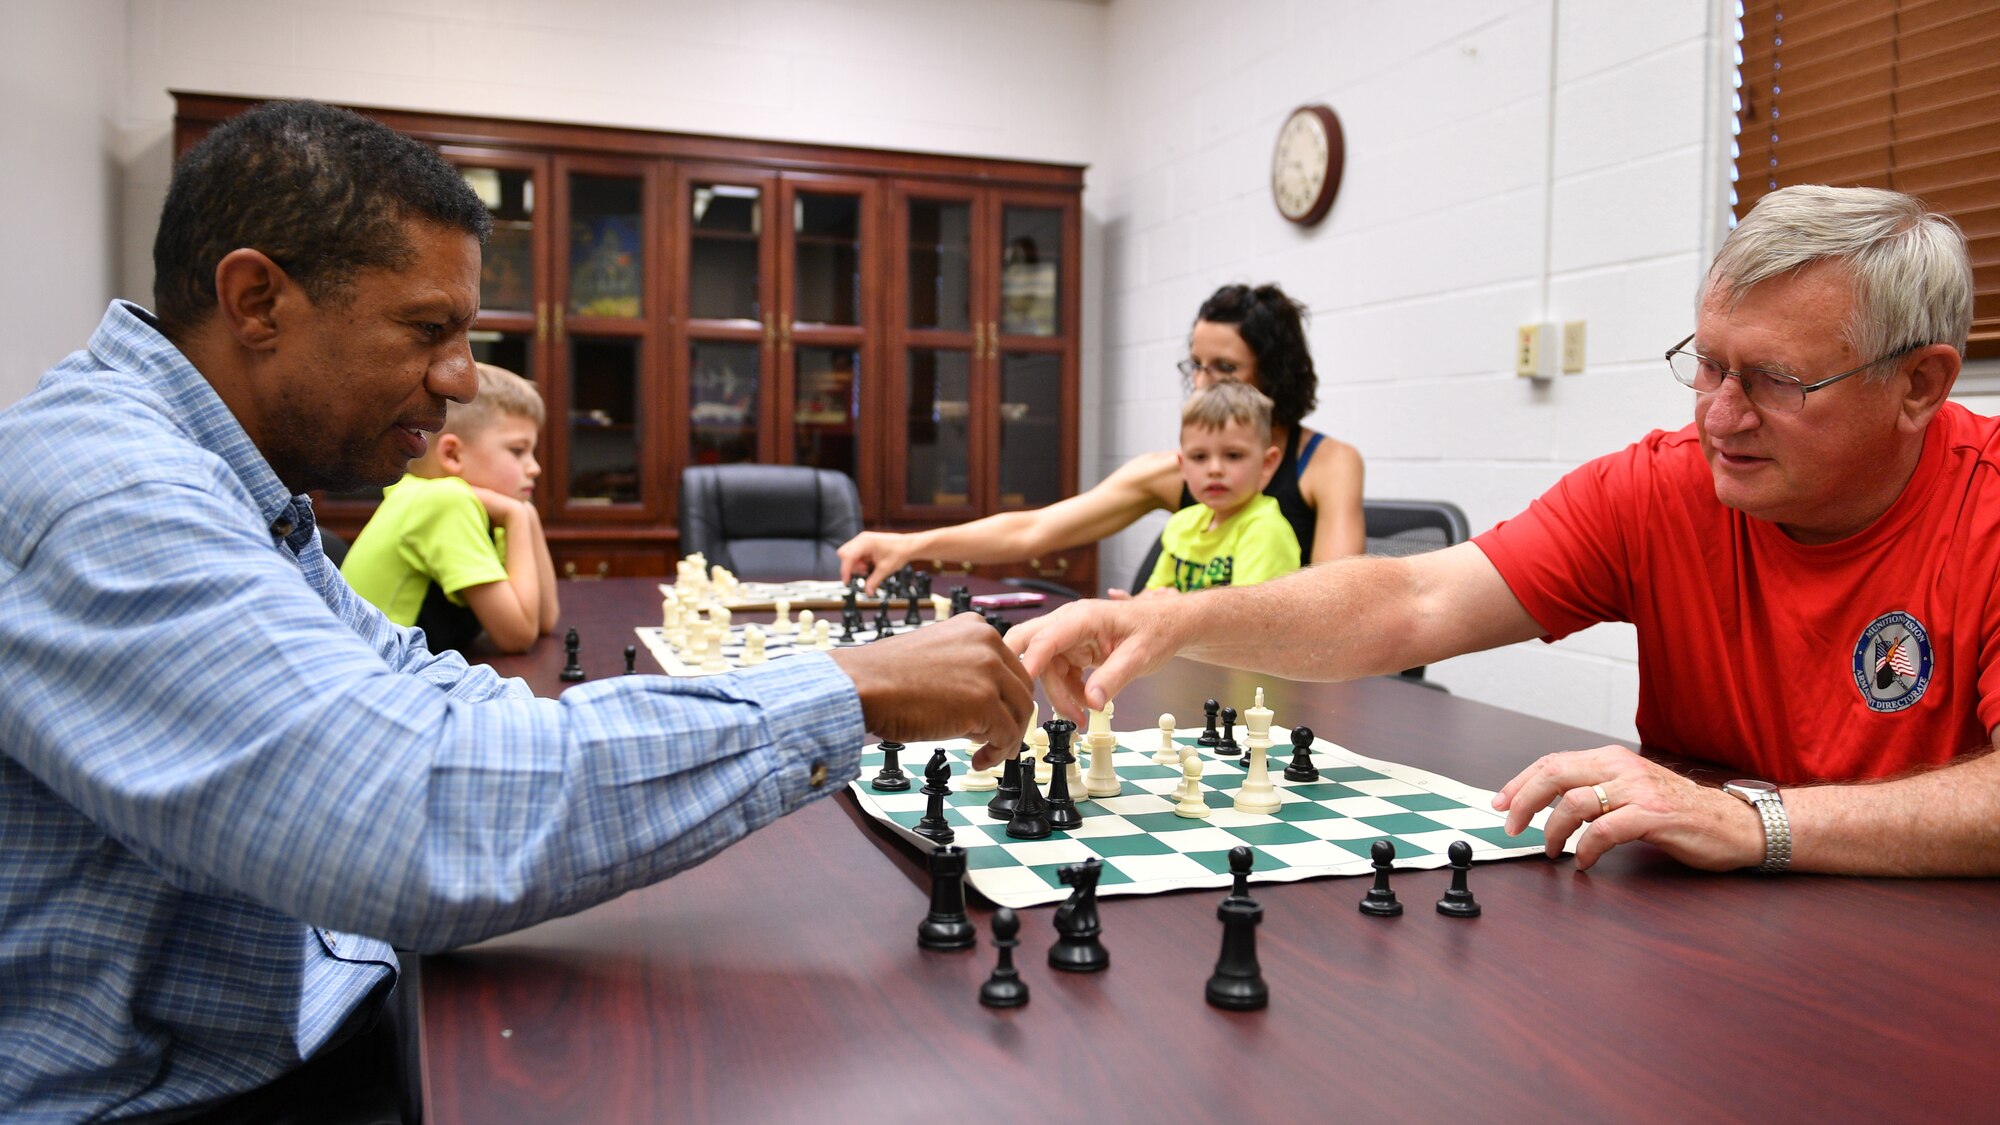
left=1591, top=783, right=1610, bottom=813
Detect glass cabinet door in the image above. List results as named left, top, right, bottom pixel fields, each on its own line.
left=904, top=348, right=974, bottom=508
left=791, top=191, right=861, bottom=327
left=783, top=182, right=873, bottom=491
left=689, top=339, right=760, bottom=465
left=567, top=337, right=642, bottom=505
left=688, top=179, right=766, bottom=322
left=998, top=205, right=1063, bottom=338
left=460, top=163, right=538, bottom=317
left=792, top=344, right=857, bottom=474
left=908, top=199, right=972, bottom=333
left=567, top=174, right=644, bottom=320
left=997, top=352, right=1062, bottom=508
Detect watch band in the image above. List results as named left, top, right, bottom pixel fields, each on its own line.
left=1724, top=780, right=1792, bottom=872
left=1749, top=791, right=1791, bottom=872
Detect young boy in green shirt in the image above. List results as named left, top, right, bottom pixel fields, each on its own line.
left=1144, top=380, right=1302, bottom=594
left=343, top=363, right=559, bottom=653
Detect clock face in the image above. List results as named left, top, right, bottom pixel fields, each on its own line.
left=1271, top=105, right=1343, bottom=226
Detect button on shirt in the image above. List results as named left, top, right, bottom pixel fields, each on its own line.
left=0, top=302, right=866, bottom=1121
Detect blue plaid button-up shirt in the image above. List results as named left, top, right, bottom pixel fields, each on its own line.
left=0, top=302, right=866, bottom=1122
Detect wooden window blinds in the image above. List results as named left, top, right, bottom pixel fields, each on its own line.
left=1734, top=0, right=2000, bottom=359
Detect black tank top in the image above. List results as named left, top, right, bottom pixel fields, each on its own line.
left=1177, top=426, right=1319, bottom=560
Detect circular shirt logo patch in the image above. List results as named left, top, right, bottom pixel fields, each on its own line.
left=1851, top=611, right=1933, bottom=713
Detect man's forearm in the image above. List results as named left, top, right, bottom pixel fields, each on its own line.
left=1785, top=745, right=2000, bottom=875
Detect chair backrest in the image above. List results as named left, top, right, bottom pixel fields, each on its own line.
left=677, top=465, right=864, bottom=581
left=1129, top=535, right=1165, bottom=595
left=1363, top=499, right=1471, bottom=558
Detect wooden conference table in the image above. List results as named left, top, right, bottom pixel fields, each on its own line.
left=421, top=578, right=2000, bottom=1122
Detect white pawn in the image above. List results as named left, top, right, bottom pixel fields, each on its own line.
left=1153, top=713, right=1180, bottom=767
left=709, top=604, right=732, bottom=631
left=1030, top=724, right=1051, bottom=785
left=742, top=625, right=767, bottom=666
left=700, top=627, right=729, bottom=673
left=686, top=625, right=710, bottom=667
left=814, top=618, right=833, bottom=650
left=963, top=743, right=999, bottom=791
left=662, top=597, right=680, bottom=633
left=772, top=598, right=794, bottom=634
left=930, top=592, right=951, bottom=624
left=797, top=608, right=815, bottom=639
left=1084, top=701, right=1120, bottom=798
left=1173, top=755, right=1210, bottom=818
left=1233, top=687, right=1281, bottom=815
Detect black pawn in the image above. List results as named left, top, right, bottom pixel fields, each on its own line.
left=1049, top=858, right=1109, bottom=972
left=979, top=907, right=1029, bottom=1008
left=1283, top=726, right=1319, bottom=783
left=870, top=740, right=911, bottom=792
left=904, top=583, right=925, bottom=628
left=1004, top=756, right=1052, bottom=839
left=1205, top=846, right=1268, bottom=1011
left=1042, top=719, right=1082, bottom=832
left=982, top=610, right=1010, bottom=636
left=874, top=599, right=895, bottom=638
left=1216, top=706, right=1240, bottom=757
left=1198, top=699, right=1221, bottom=748
left=913, top=570, right=932, bottom=601
left=559, top=627, right=586, bottom=682
left=917, top=844, right=976, bottom=950
left=841, top=588, right=865, bottom=637
left=1360, top=839, right=1403, bottom=916
left=987, top=745, right=1024, bottom=820
left=950, top=585, right=973, bottom=616
left=913, top=748, right=955, bottom=844
left=1437, top=840, right=1482, bottom=918
left=623, top=643, right=638, bottom=675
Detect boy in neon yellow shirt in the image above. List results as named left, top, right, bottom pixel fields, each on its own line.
left=343, top=363, right=559, bottom=653
left=1145, top=381, right=1302, bottom=593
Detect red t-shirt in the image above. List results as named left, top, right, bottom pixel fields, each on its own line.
left=1474, top=402, right=2000, bottom=784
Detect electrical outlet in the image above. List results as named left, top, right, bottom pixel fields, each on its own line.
left=1516, top=323, right=1553, bottom=379
left=1562, top=320, right=1587, bottom=373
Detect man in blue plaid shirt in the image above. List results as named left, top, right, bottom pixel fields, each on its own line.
left=0, top=100, right=1032, bottom=1123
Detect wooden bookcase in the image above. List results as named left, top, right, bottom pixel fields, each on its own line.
left=171, top=93, right=1094, bottom=594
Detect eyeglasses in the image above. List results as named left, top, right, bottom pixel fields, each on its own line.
left=1665, top=334, right=1922, bottom=414
left=1177, top=357, right=1243, bottom=394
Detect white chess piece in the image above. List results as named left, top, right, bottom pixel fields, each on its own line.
left=1233, top=687, right=1281, bottom=815
left=686, top=626, right=710, bottom=667
left=1153, top=713, right=1180, bottom=766
left=742, top=625, right=766, bottom=666
left=1173, top=755, right=1210, bottom=818
left=701, top=633, right=729, bottom=673
left=1084, top=701, right=1120, bottom=798
left=963, top=735, right=1000, bottom=791
left=1063, top=724, right=1084, bottom=794
left=930, top=593, right=951, bottom=624
left=814, top=618, right=833, bottom=650
left=797, top=608, right=815, bottom=638
left=772, top=598, right=794, bottom=634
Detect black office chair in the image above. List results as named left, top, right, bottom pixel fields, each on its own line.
left=1364, top=499, right=1472, bottom=685
left=677, top=465, right=863, bottom=581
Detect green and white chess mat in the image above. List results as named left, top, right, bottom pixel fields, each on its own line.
left=850, top=727, right=1565, bottom=909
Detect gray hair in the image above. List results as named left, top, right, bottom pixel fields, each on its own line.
left=1705, top=185, right=1972, bottom=369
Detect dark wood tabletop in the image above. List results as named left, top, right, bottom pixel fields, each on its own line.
left=424, top=577, right=2000, bottom=1122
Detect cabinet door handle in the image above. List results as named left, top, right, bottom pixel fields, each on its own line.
left=535, top=301, right=548, bottom=341
left=563, top=560, right=609, bottom=580
left=779, top=321, right=792, bottom=350
left=764, top=318, right=776, bottom=346
left=553, top=304, right=566, bottom=342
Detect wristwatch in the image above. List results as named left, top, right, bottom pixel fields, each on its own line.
left=1722, top=779, right=1792, bottom=872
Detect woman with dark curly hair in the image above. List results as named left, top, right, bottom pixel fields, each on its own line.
left=840, top=283, right=1364, bottom=593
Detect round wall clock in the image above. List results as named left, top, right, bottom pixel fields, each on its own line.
left=1271, top=104, right=1344, bottom=226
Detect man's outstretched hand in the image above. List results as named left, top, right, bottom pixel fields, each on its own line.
left=830, top=613, right=1035, bottom=769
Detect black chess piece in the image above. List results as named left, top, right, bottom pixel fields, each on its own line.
left=623, top=644, right=638, bottom=675
left=1360, top=839, right=1403, bottom=916
left=913, top=570, right=932, bottom=601
left=913, top=748, right=955, bottom=844
left=1042, top=719, right=1082, bottom=832
left=1048, top=858, right=1109, bottom=972
left=1198, top=699, right=1221, bottom=748
left=1215, top=706, right=1240, bottom=757
left=1004, top=756, right=1052, bottom=839
left=979, top=906, right=1029, bottom=1008
left=950, top=585, right=973, bottom=616
left=1437, top=839, right=1482, bottom=918
left=559, top=627, right=586, bottom=682
left=1283, top=726, right=1319, bottom=782
left=916, top=844, right=976, bottom=951
left=870, top=740, right=911, bottom=792
left=873, top=598, right=895, bottom=639
left=904, top=581, right=925, bottom=627
left=982, top=610, right=1010, bottom=636
left=841, top=588, right=864, bottom=637
left=987, top=743, right=1024, bottom=820
left=1205, top=846, right=1268, bottom=1011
